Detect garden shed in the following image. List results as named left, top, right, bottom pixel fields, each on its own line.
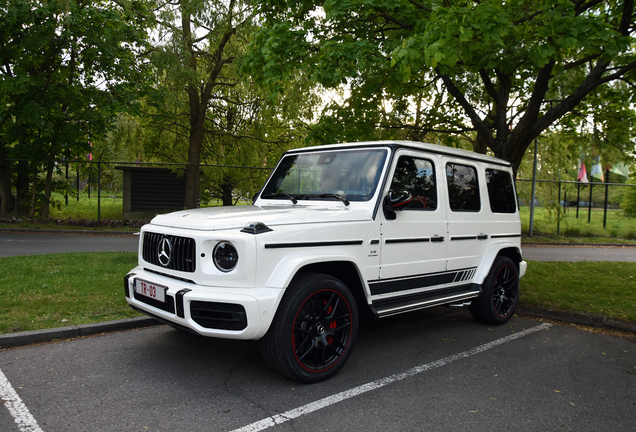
left=116, top=166, right=187, bottom=218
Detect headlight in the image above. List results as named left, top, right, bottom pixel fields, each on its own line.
left=213, top=241, right=238, bottom=272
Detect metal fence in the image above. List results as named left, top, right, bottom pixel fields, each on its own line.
left=2, top=158, right=635, bottom=238
left=1, top=159, right=274, bottom=225
left=516, top=177, right=636, bottom=238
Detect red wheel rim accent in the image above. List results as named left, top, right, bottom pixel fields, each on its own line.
left=291, top=289, right=353, bottom=372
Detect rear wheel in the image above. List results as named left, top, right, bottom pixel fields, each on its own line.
left=470, top=256, right=519, bottom=325
left=260, top=273, right=358, bottom=383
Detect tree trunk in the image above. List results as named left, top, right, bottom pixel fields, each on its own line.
left=183, top=105, right=206, bottom=209
left=41, top=160, right=55, bottom=217
left=29, top=173, right=37, bottom=217
left=15, top=160, right=31, bottom=214
left=221, top=177, right=234, bottom=206
left=0, top=144, right=14, bottom=214
left=41, top=138, right=58, bottom=217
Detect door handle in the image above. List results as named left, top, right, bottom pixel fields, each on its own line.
left=431, top=236, right=445, bottom=243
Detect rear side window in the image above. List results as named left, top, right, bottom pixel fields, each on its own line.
left=486, top=169, right=517, bottom=213
left=390, top=156, right=437, bottom=210
left=446, top=163, right=480, bottom=212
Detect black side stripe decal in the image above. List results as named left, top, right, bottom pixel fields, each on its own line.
left=368, top=267, right=478, bottom=296
left=490, top=234, right=522, bottom=239
left=264, top=240, right=364, bottom=249
left=450, top=236, right=477, bottom=241
left=385, top=238, right=430, bottom=244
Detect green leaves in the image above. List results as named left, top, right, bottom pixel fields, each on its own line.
left=247, top=0, right=636, bottom=177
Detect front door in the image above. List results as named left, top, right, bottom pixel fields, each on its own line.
left=371, top=150, right=448, bottom=301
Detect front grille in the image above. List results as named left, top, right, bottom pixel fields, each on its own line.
left=143, top=232, right=196, bottom=273
left=190, top=301, right=247, bottom=331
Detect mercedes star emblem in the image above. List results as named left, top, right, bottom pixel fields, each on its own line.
left=158, top=237, right=173, bottom=267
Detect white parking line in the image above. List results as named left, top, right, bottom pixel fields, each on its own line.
left=0, top=368, right=44, bottom=432
left=232, top=322, right=552, bottom=432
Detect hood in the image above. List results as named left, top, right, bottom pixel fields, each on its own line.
left=148, top=204, right=373, bottom=231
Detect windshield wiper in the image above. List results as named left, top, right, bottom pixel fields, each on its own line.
left=262, top=193, right=299, bottom=204
left=319, top=193, right=350, bottom=206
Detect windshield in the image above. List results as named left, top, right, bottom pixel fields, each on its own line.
left=262, top=149, right=388, bottom=202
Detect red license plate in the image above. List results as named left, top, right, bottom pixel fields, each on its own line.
left=135, top=279, right=167, bottom=303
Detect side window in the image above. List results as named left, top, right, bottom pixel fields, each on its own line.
left=446, top=163, right=480, bottom=212
left=486, top=168, right=517, bottom=213
left=389, top=156, right=437, bottom=210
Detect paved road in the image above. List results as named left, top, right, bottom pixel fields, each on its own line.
left=522, top=244, right=636, bottom=262
left=1, top=309, right=634, bottom=432
left=0, top=232, right=139, bottom=257
left=1, top=232, right=635, bottom=262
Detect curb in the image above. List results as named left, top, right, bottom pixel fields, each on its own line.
left=0, top=227, right=137, bottom=236
left=0, top=317, right=160, bottom=349
left=522, top=242, right=636, bottom=248
left=518, top=305, right=636, bottom=333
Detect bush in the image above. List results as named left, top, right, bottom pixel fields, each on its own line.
left=620, top=178, right=636, bottom=217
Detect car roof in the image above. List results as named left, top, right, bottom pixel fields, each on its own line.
left=287, top=140, right=512, bottom=168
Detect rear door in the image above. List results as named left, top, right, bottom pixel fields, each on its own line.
left=443, top=157, right=488, bottom=276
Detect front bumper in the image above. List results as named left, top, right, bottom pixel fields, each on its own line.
left=519, top=260, right=528, bottom=279
left=124, top=267, right=284, bottom=340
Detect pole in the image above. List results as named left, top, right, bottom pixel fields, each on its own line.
left=557, top=172, right=561, bottom=235
left=529, top=139, right=538, bottom=237
left=603, top=169, right=610, bottom=228
left=97, top=153, right=103, bottom=227
left=588, top=178, right=593, bottom=223
left=576, top=182, right=580, bottom=218
left=65, top=160, right=69, bottom=206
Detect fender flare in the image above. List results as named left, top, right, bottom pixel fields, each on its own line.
left=265, top=250, right=361, bottom=290
left=473, top=242, right=523, bottom=285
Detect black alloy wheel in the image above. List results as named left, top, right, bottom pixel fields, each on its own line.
left=260, top=273, right=358, bottom=383
left=470, top=256, right=519, bottom=325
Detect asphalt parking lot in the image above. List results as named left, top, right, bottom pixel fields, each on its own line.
left=1, top=232, right=635, bottom=431
left=1, top=308, right=634, bottom=432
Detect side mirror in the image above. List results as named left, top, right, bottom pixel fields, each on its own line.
left=382, top=190, right=412, bottom=220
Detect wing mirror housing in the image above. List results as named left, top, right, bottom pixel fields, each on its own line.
left=382, top=190, right=412, bottom=220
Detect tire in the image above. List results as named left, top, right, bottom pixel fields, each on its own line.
left=470, top=256, right=519, bottom=325
left=260, top=273, right=358, bottom=383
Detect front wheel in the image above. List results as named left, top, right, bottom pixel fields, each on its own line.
left=260, top=273, right=358, bottom=383
left=470, top=256, right=519, bottom=325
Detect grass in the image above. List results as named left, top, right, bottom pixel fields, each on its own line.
left=520, top=206, right=636, bottom=241
left=49, top=191, right=125, bottom=220
left=0, top=253, right=634, bottom=335
left=520, top=261, right=636, bottom=323
left=0, top=252, right=142, bottom=334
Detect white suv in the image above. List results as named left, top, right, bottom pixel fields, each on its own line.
left=125, top=141, right=527, bottom=382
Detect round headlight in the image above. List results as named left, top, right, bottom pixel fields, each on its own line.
left=213, top=241, right=238, bottom=272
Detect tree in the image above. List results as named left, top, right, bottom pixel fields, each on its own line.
left=147, top=0, right=315, bottom=207
left=149, top=0, right=255, bottom=208
left=246, top=0, right=636, bottom=174
left=0, top=0, right=153, bottom=215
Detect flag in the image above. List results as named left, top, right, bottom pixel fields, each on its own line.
left=577, top=160, right=589, bottom=183
left=610, top=162, right=630, bottom=178
left=590, top=156, right=604, bottom=182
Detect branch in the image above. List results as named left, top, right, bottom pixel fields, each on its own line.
left=563, top=52, right=603, bottom=70
left=479, top=69, right=498, bottom=100
left=438, top=70, right=494, bottom=148
left=573, top=0, right=605, bottom=16
left=406, top=0, right=432, bottom=13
